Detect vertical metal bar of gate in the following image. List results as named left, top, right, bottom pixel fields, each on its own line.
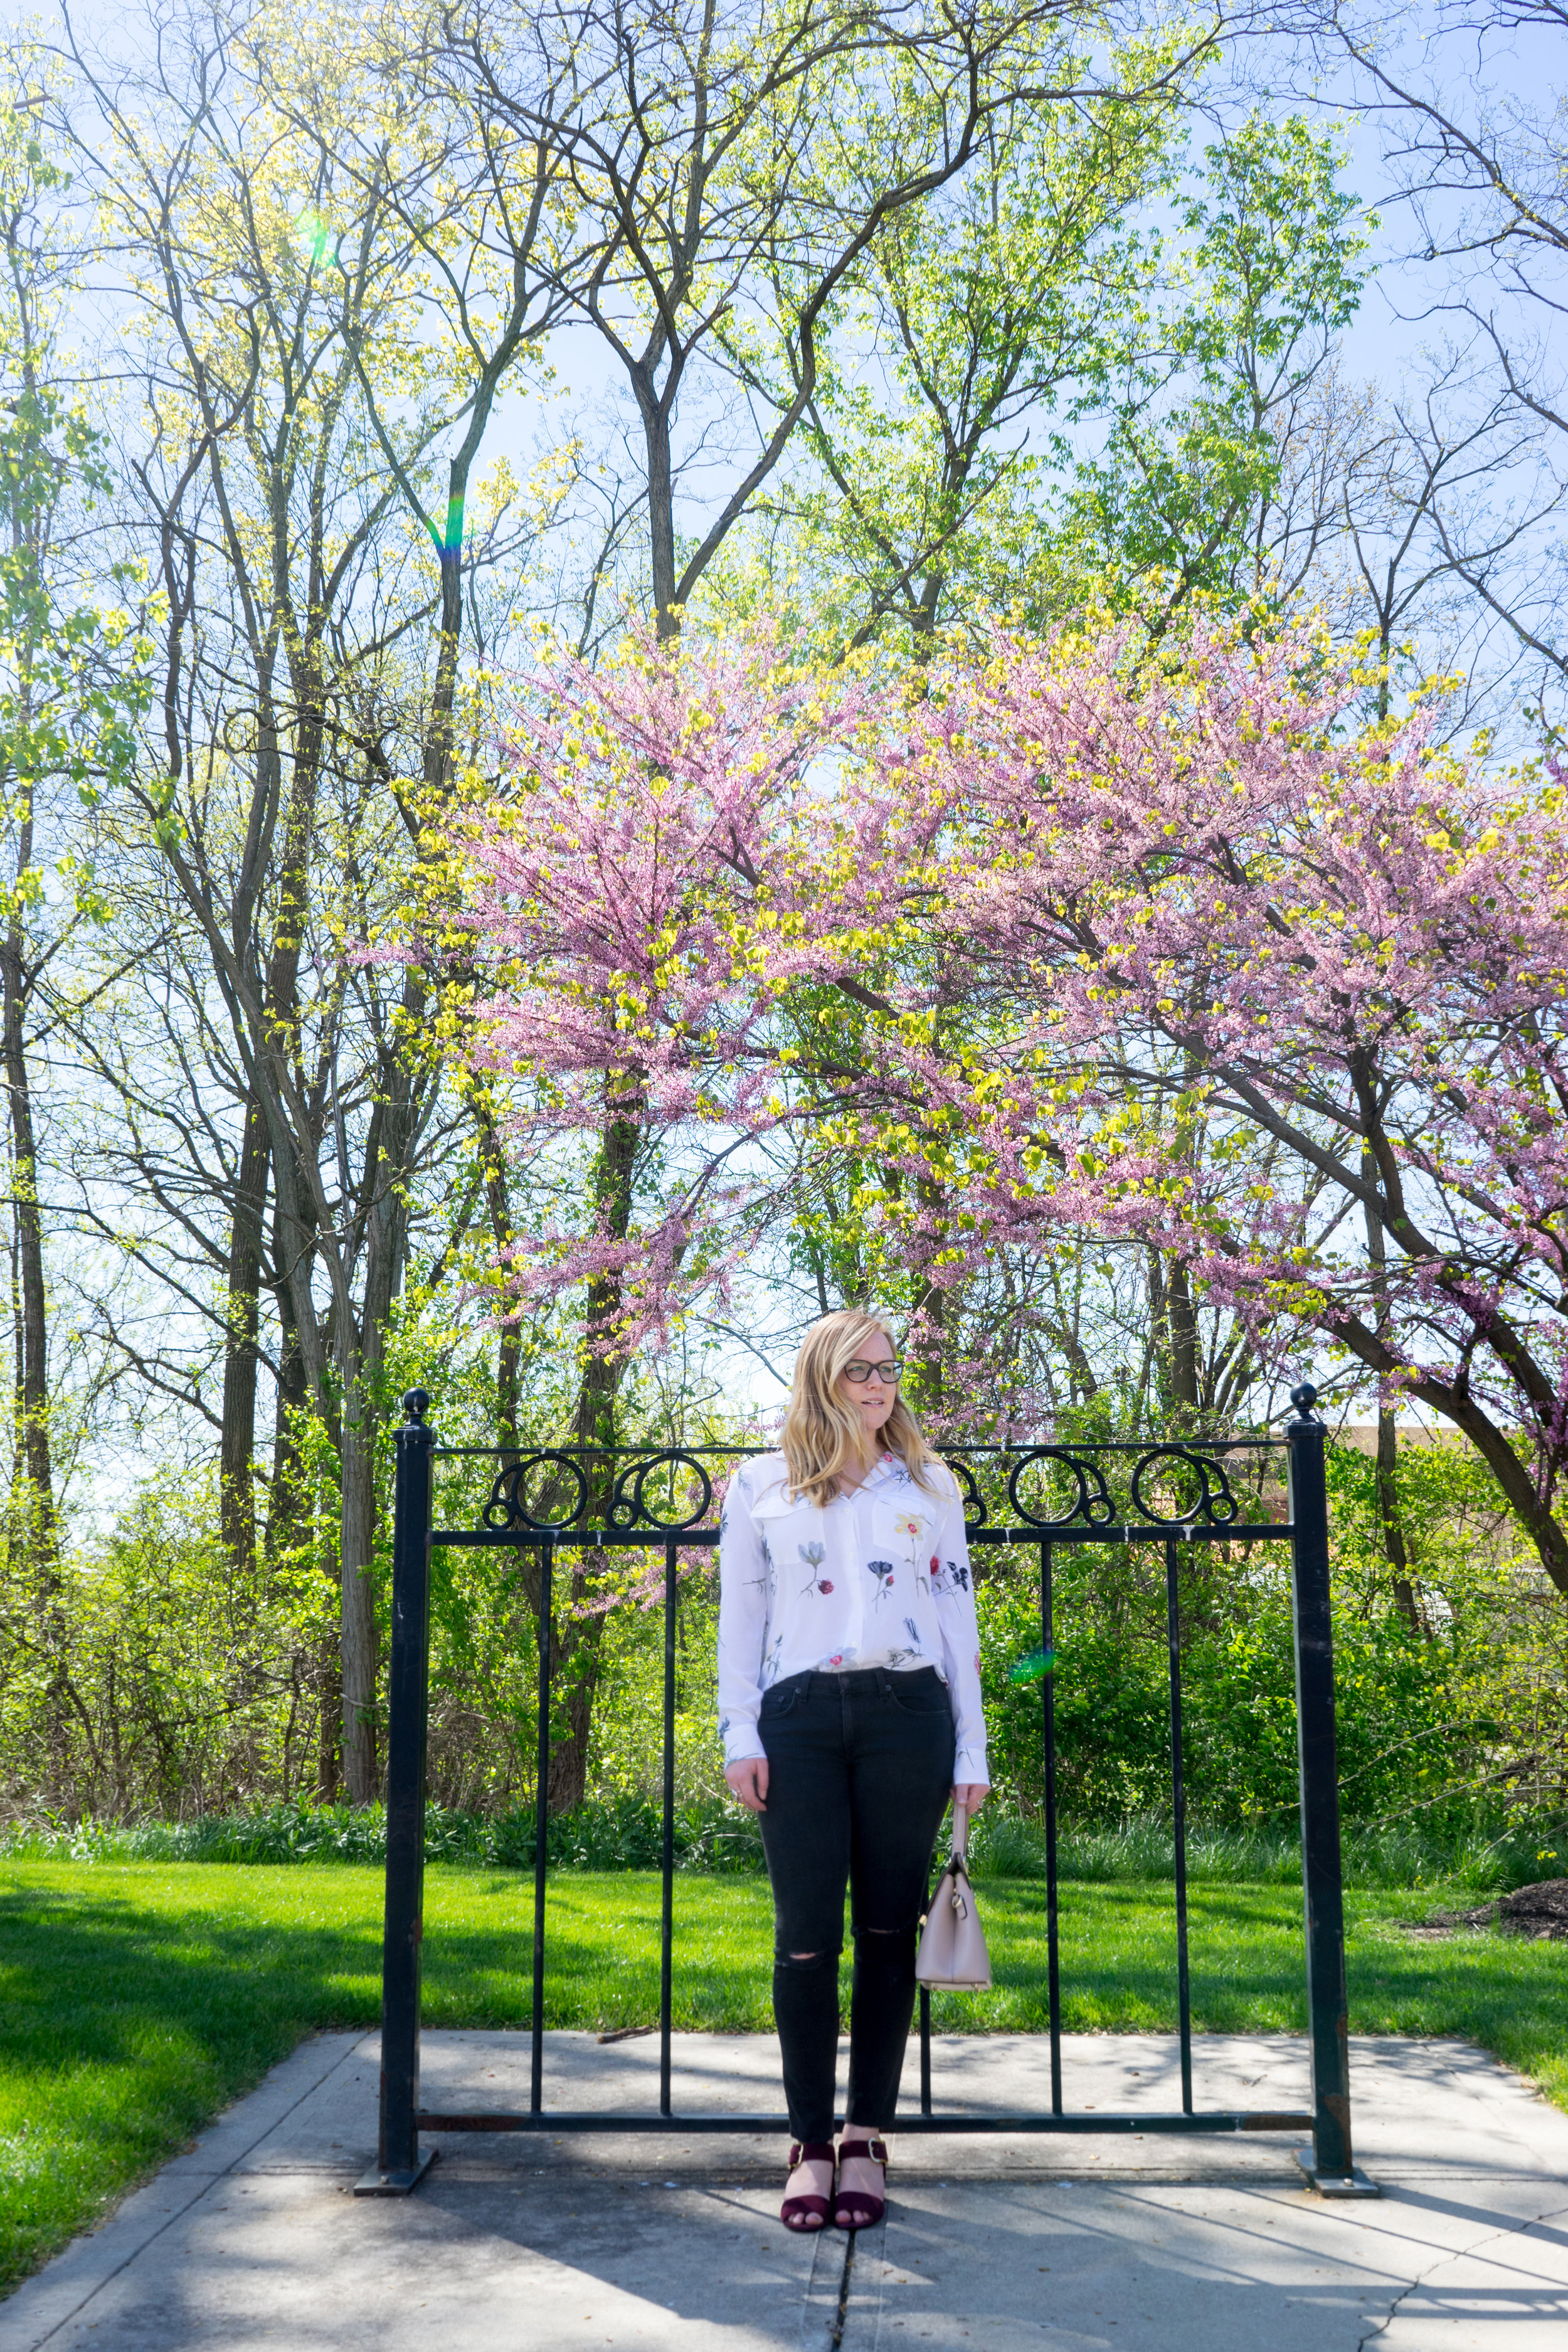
left=660, top=1537, right=677, bottom=2115
left=1041, top=1537, right=1062, bottom=2114
left=1286, top=1383, right=1359, bottom=2186
left=1164, top=1537, right=1193, bottom=2114
left=531, top=1540, right=553, bottom=2116
left=358, top=1389, right=436, bottom=2195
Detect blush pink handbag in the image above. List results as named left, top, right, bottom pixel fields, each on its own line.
left=914, top=1800, right=992, bottom=1989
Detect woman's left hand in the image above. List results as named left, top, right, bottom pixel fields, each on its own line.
left=953, top=1781, right=990, bottom=1817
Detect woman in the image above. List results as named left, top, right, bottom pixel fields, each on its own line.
left=718, top=1310, right=989, bottom=2233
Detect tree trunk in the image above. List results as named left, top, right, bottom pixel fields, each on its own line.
left=1375, top=1407, right=1423, bottom=1636
left=8, top=1219, right=18, bottom=1466
left=498, top=1322, right=521, bottom=1453
left=1363, top=1147, right=1421, bottom=1629
left=264, top=1254, right=310, bottom=1559
left=333, top=978, right=419, bottom=1803
left=314, top=1633, right=341, bottom=1803
left=1165, top=1256, right=1202, bottom=1416
left=534, top=1104, right=641, bottom=1813
left=1147, top=1248, right=1201, bottom=1420
left=219, top=1093, right=268, bottom=1570
left=1329, top=1299, right=1568, bottom=1599
left=263, top=1212, right=339, bottom=1795
left=337, top=1391, right=379, bottom=1803
left=546, top=1611, right=608, bottom=1814
left=907, top=1173, right=950, bottom=1426
left=911, top=565, right=945, bottom=653
left=1409, top=1374, right=1568, bottom=1596
left=470, top=1083, right=521, bottom=1453
left=632, top=371, right=680, bottom=640
left=1, top=894, right=54, bottom=1564
left=2, top=828, right=65, bottom=1788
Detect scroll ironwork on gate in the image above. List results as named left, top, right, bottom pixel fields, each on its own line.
left=356, top=1382, right=1376, bottom=2200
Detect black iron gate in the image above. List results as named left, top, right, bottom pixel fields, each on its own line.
left=358, top=1380, right=1374, bottom=2198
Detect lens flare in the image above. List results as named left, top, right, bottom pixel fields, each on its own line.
left=1007, top=1646, right=1057, bottom=1684
left=297, top=209, right=330, bottom=268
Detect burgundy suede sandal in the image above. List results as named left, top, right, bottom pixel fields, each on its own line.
left=833, top=2136, right=887, bottom=2230
left=781, top=2140, right=836, bottom=2232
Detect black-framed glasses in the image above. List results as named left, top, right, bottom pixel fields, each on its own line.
left=843, top=1359, right=901, bottom=1384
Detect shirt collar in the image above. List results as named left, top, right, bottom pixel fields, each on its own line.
left=828, top=1451, right=901, bottom=1505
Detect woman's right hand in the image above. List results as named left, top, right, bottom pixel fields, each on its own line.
left=724, top=1757, right=770, bottom=1813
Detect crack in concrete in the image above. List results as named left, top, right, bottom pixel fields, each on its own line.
left=1357, top=2266, right=1418, bottom=2351
left=795, top=2218, right=856, bottom=2351
left=830, top=2232, right=856, bottom=2350
left=1355, top=2195, right=1568, bottom=2350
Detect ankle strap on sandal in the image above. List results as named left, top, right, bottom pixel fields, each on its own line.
left=839, top=2137, right=888, bottom=2164
left=789, top=2140, right=837, bottom=2166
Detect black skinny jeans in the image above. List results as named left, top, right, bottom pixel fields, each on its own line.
left=756, top=1665, right=956, bottom=2143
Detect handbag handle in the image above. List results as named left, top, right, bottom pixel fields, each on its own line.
left=951, top=1796, right=970, bottom=1865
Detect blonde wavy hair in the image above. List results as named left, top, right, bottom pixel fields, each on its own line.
left=780, top=1310, right=940, bottom=1507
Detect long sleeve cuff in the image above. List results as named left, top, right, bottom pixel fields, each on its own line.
left=955, top=1742, right=989, bottom=1784
left=721, top=1713, right=765, bottom=1765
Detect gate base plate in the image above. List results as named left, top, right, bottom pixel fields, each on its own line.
left=1295, top=2149, right=1380, bottom=2197
left=354, top=2148, right=439, bottom=2197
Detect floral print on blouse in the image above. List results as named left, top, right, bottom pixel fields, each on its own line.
left=716, top=1450, right=988, bottom=1784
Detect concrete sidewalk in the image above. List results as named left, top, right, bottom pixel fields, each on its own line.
left=4, top=2031, right=1567, bottom=2349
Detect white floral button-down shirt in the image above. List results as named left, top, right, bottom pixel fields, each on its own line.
left=717, top=1449, right=988, bottom=1784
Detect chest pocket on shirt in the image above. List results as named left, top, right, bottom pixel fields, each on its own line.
left=873, top=1493, right=942, bottom=1555
left=748, top=1481, right=822, bottom=1555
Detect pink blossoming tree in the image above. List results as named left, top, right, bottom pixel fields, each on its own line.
left=910, top=619, right=1568, bottom=1592
left=456, top=630, right=907, bottom=1370
left=450, top=613, right=1568, bottom=1601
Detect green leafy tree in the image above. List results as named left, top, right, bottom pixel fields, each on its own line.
left=0, top=80, right=148, bottom=1576
left=1058, top=112, right=1373, bottom=617
left=58, top=3, right=563, bottom=1801
left=728, top=31, right=1188, bottom=652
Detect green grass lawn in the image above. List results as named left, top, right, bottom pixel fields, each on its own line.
left=1, top=1860, right=1563, bottom=2294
